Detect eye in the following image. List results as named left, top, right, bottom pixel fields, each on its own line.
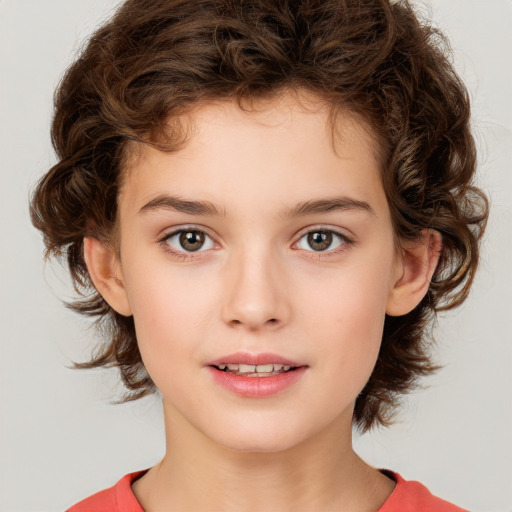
left=162, top=228, right=215, bottom=254
left=295, top=229, right=351, bottom=253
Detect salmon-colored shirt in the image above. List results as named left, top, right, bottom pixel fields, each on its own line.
left=67, top=470, right=468, bottom=511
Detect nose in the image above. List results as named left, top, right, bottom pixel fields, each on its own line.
left=220, top=245, right=291, bottom=332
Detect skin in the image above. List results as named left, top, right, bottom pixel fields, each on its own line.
left=84, top=90, right=441, bottom=511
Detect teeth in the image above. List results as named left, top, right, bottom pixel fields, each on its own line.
left=256, top=364, right=273, bottom=373
left=238, top=364, right=256, bottom=373
left=216, top=363, right=294, bottom=374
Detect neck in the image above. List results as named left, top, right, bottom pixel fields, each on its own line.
left=132, top=404, right=395, bottom=512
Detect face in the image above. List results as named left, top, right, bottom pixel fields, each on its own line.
left=115, top=92, right=401, bottom=452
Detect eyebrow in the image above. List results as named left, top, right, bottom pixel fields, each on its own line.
left=281, top=197, right=375, bottom=218
left=138, top=194, right=226, bottom=216
left=138, top=194, right=375, bottom=218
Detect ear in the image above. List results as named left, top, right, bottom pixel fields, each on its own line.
left=386, top=229, right=442, bottom=317
left=83, top=236, right=132, bottom=317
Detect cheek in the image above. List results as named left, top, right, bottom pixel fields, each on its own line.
left=304, top=253, right=393, bottom=381
left=122, top=247, right=208, bottom=327
left=308, top=254, right=392, bottom=333
left=120, top=260, right=217, bottom=385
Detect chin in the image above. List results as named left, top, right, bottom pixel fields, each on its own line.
left=203, top=418, right=316, bottom=455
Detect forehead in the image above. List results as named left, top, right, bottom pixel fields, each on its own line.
left=123, top=90, right=382, bottom=168
left=119, top=91, right=386, bottom=217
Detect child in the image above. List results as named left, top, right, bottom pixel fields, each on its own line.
left=29, top=0, right=488, bottom=510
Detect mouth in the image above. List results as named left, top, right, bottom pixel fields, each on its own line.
left=211, top=363, right=298, bottom=377
left=206, top=353, right=307, bottom=397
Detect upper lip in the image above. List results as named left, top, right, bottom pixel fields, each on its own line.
left=206, top=352, right=305, bottom=367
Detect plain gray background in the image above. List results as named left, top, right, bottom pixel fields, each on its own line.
left=1, top=1, right=511, bottom=511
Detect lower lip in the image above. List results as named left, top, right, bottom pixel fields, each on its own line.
left=207, top=366, right=307, bottom=398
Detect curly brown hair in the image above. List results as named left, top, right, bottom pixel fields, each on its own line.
left=30, top=0, right=488, bottom=432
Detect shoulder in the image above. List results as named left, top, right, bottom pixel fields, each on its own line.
left=66, top=470, right=147, bottom=512
left=379, top=471, right=468, bottom=512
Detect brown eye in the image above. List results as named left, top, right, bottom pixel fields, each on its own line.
left=179, top=231, right=205, bottom=252
left=163, top=229, right=215, bottom=254
left=296, top=229, right=349, bottom=253
left=307, top=231, right=332, bottom=251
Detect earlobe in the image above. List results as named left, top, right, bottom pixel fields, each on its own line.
left=386, top=229, right=442, bottom=317
left=83, top=237, right=133, bottom=316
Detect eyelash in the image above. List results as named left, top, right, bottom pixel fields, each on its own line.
left=158, top=226, right=354, bottom=261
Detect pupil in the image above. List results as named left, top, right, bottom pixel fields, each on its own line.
left=180, top=231, right=204, bottom=251
left=309, top=231, right=331, bottom=251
